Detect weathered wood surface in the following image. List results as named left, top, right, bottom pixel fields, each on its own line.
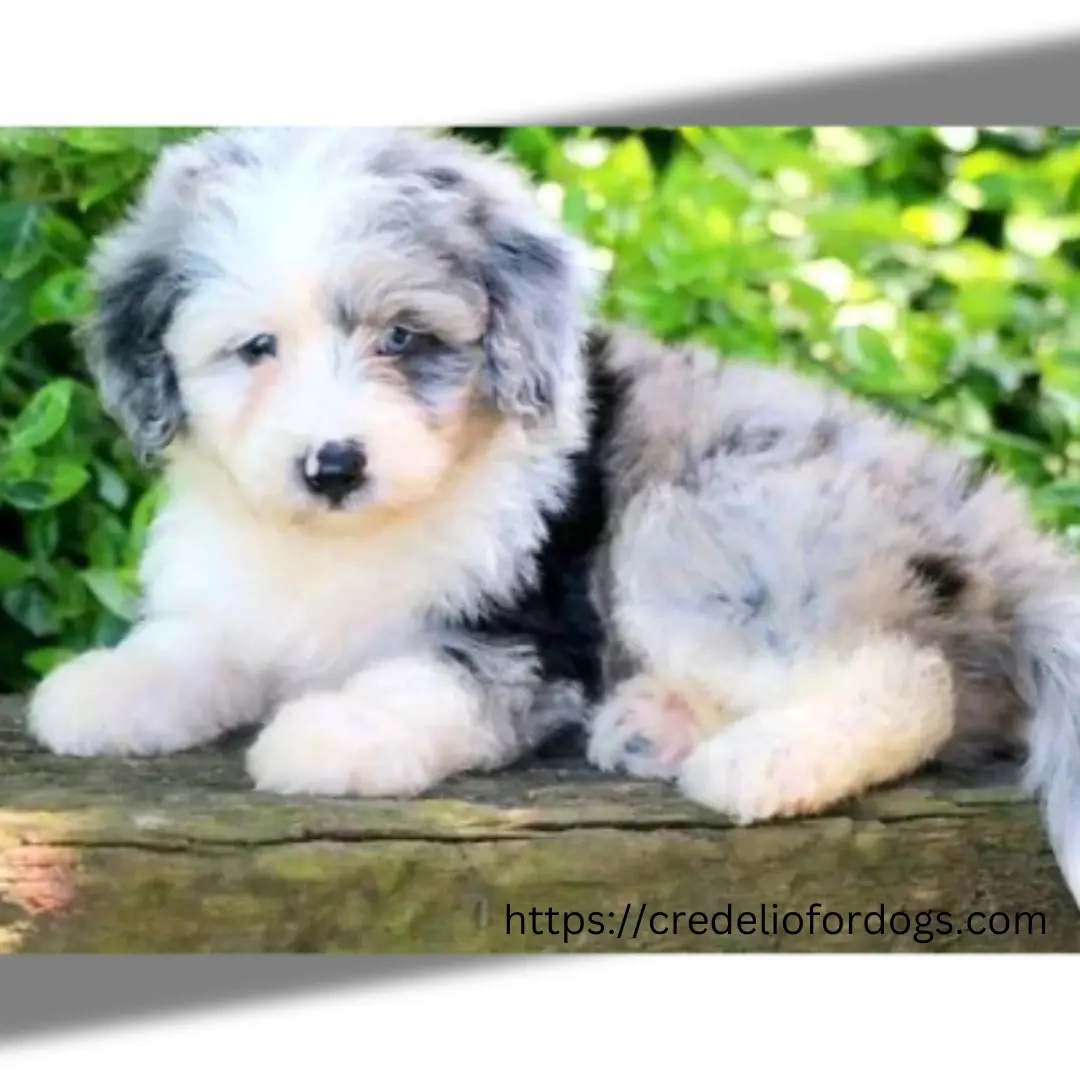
left=1, top=694, right=1077, bottom=952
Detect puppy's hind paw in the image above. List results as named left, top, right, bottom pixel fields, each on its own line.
left=586, top=678, right=704, bottom=781
left=677, top=712, right=842, bottom=823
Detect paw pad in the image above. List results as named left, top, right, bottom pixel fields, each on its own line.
left=586, top=680, right=703, bottom=780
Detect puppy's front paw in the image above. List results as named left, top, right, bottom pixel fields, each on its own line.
left=246, top=692, right=445, bottom=798
left=586, top=678, right=704, bottom=780
left=27, top=648, right=198, bottom=757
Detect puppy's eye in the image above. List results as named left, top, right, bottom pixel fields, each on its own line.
left=378, top=326, right=418, bottom=356
left=237, top=334, right=278, bottom=364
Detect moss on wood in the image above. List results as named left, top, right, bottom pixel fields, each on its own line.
left=1, top=695, right=1076, bottom=952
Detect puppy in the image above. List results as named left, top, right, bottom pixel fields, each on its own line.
left=25, top=127, right=1080, bottom=909
left=28, top=126, right=600, bottom=798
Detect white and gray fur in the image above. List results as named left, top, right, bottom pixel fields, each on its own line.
left=24, top=126, right=1080, bottom=909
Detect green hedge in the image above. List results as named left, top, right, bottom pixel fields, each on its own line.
left=3, top=125, right=1080, bottom=693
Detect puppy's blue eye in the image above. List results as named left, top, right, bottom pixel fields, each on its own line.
left=238, top=334, right=277, bottom=364
left=379, top=326, right=417, bottom=356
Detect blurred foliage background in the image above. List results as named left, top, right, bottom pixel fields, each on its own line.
left=3, top=125, right=1080, bottom=692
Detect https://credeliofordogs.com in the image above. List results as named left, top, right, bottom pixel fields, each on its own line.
left=503, top=902, right=1048, bottom=945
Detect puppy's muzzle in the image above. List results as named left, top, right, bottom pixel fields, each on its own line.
left=300, top=440, right=368, bottom=506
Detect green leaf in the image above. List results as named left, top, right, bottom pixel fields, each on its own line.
left=841, top=325, right=898, bottom=373
left=23, top=646, right=76, bottom=676
left=41, top=212, right=89, bottom=262
left=93, top=461, right=129, bottom=509
left=76, top=160, right=144, bottom=211
left=1033, top=479, right=1080, bottom=507
left=0, top=444, right=35, bottom=482
left=0, top=547, right=32, bottom=590
left=59, top=127, right=144, bottom=154
left=0, top=279, right=35, bottom=351
left=86, top=512, right=128, bottom=567
left=6, top=378, right=75, bottom=453
left=25, top=513, right=59, bottom=561
left=30, top=268, right=92, bottom=324
left=0, top=201, right=47, bottom=280
left=2, top=581, right=61, bottom=637
left=2, top=461, right=90, bottom=511
left=81, top=567, right=140, bottom=622
left=127, top=481, right=164, bottom=565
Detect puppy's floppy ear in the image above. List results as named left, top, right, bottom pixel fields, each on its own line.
left=78, top=138, right=225, bottom=463
left=80, top=245, right=189, bottom=463
left=475, top=208, right=597, bottom=422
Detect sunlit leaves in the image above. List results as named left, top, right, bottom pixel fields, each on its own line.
left=6, top=378, right=74, bottom=452
left=0, top=128, right=180, bottom=689
left=545, top=125, right=1080, bottom=537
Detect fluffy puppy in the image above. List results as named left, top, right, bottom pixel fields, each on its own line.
left=28, top=126, right=601, bottom=798
left=24, top=126, right=1080, bottom=910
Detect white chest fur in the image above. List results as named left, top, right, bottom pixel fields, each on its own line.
left=134, top=444, right=570, bottom=696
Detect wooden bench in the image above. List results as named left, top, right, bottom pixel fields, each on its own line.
left=2, top=694, right=1077, bottom=952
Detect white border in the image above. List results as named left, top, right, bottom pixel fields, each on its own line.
left=0, top=956, right=1073, bottom=1075
left=2, top=8, right=1080, bottom=1077
left=0, top=7, right=1078, bottom=123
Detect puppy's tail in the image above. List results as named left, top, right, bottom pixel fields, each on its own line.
left=1016, top=584, right=1080, bottom=907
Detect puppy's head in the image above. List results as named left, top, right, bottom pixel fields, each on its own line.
left=83, top=127, right=597, bottom=521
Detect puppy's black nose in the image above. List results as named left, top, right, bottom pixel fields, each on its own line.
left=302, top=440, right=367, bottom=503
